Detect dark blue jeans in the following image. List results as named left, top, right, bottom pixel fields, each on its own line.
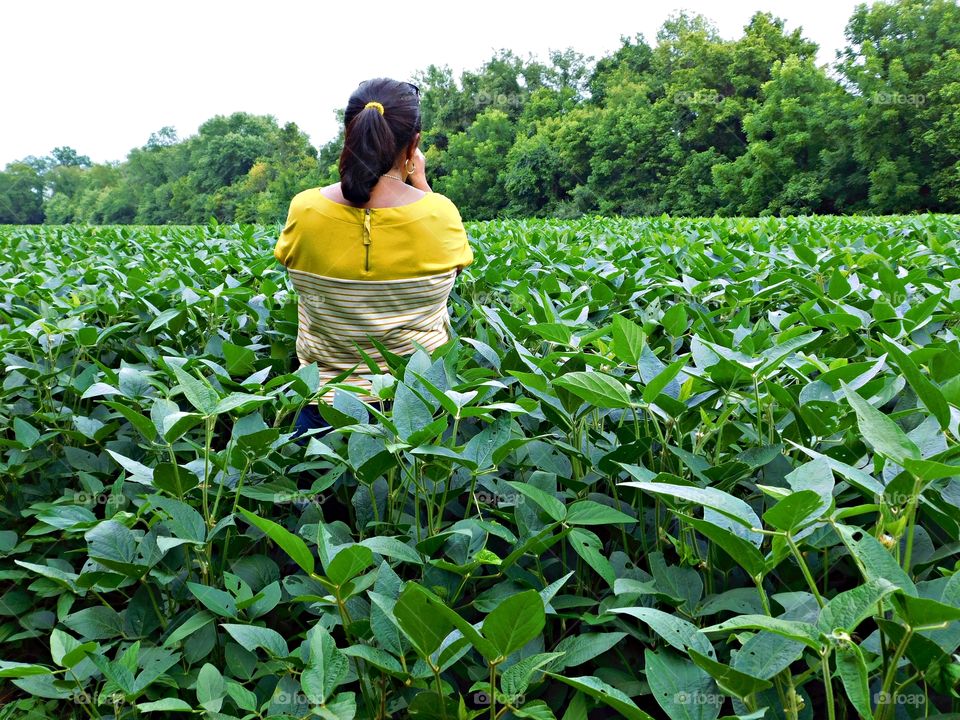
left=291, top=399, right=393, bottom=446
left=291, top=403, right=331, bottom=446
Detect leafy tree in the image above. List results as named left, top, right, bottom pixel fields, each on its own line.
left=0, top=163, right=45, bottom=223
left=434, top=108, right=516, bottom=219
left=838, top=0, right=960, bottom=212
left=713, top=55, right=864, bottom=215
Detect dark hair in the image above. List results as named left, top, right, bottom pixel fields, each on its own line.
left=338, top=78, right=422, bottom=205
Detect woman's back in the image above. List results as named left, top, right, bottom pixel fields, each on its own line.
left=274, top=183, right=473, bottom=403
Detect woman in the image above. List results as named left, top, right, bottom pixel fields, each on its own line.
left=273, top=77, right=474, bottom=444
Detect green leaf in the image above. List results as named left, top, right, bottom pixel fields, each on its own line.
left=609, top=607, right=714, bottom=658
left=836, top=642, right=874, bottom=720
left=237, top=507, right=314, bottom=575
left=221, top=623, right=288, bottom=657
left=681, top=516, right=767, bottom=579
left=840, top=381, right=921, bottom=464
left=565, top=500, right=635, bottom=525
left=611, top=314, right=645, bottom=365
left=880, top=337, right=951, bottom=430
left=834, top=524, right=917, bottom=595
left=0, top=662, right=52, bottom=678
left=359, top=536, right=423, bottom=565
left=506, top=480, right=566, bottom=522
left=196, top=662, right=225, bottom=713
left=394, top=582, right=453, bottom=657
left=643, top=648, right=718, bottom=720
left=702, top=615, right=822, bottom=650
left=13, top=418, right=41, bottom=449
left=482, top=590, right=546, bottom=659
left=553, top=371, right=633, bottom=409
left=817, top=578, right=899, bottom=634
left=187, top=582, right=238, bottom=618
left=551, top=634, right=625, bottom=670
left=544, top=673, right=653, bottom=720
left=303, top=625, right=348, bottom=705
left=501, top=652, right=566, bottom=696
left=170, top=363, right=219, bottom=415
left=62, top=606, right=124, bottom=640
left=163, top=611, right=215, bottom=647
left=891, top=594, right=960, bottom=627
left=643, top=357, right=687, bottom=403
left=687, top=647, right=772, bottom=699
left=763, top=490, right=823, bottom=532
left=621, top=481, right=762, bottom=537
left=568, top=528, right=616, bottom=588
left=137, top=698, right=194, bottom=712
left=325, top=545, right=374, bottom=587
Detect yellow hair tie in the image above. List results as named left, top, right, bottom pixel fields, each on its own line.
left=363, top=101, right=385, bottom=115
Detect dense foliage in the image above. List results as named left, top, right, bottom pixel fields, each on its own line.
left=2, top=0, right=959, bottom=224
left=1, top=214, right=959, bottom=718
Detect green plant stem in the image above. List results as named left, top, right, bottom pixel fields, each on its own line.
left=786, top=533, right=825, bottom=608
left=141, top=579, right=167, bottom=631
left=220, top=457, right=253, bottom=573
left=901, top=474, right=923, bottom=574
left=433, top=664, right=449, bottom=720
left=821, top=649, right=836, bottom=720
left=876, top=626, right=914, bottom=720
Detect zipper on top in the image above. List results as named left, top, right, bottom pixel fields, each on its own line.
left=362, top=207, right=372, bottom=272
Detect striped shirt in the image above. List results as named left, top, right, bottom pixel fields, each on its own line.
left=274, top=188, right=473, bottom=404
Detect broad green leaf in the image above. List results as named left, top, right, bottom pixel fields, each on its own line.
left=553, top=371, right=633, bottom=409
left=483, top=590, right=546, bottom=659
left=880, top=337, right=950, bottom=430
left=163, top=611, right=215, bottom=647
left=702, top=615, right=822, bottom=650
left=565, top=500, right=635, bottom=525
left=834, top=524, right=917, bottom=595
left=763, top=489, right=823, bottom=532
left=643, top=357, right=687, bottom=403
left=0, top=662, right=52, bottom=678
left=687, top=648, right=772, bottom=699
left=621, top=481, right=762, bottom=537
left=325, top=545, right=374, bottom=587
left=817, top=578, right=898, bottom=634
left=394, top=582, right=453, bottom=657
left=544, top=673, right=653, bottom=720
left=506, top=480, right=566, bottom=522
left=609, top=607, right=714, bottom=658
left=196, top=663, right=225, bottom=713
left=611, top=314, right=645, bottom=366
left=170, top=363, right=219, bottom=415
left=551, top=634, right=625, bottom=670
left=681, top=516, right=767, bottom=579
left=836, top=642, right=873, bottom=720
left=568, top=528, right=615, bottom=588
left=187, top=582, right=238, bottom=618
left=891, top=594, right=960, bottom=627
left=303, top=625, right=348, bottom=705
left=643, top=649, right=719, bottom=720
left=840, top=381, right=921, bottom=464
left=221, top=623, right=288, bottom=657
left=237, top=507, right=314, bottom=575
left=501, top=652, right=566, bottom=696
left=138, top=698, right=194, bottom=712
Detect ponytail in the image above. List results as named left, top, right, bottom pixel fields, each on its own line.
left=338, top=78, right=422, bottom=205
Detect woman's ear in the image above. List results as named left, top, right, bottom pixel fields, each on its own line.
left=408, top=132, right=421, bottom=160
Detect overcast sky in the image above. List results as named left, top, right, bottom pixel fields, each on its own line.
left=0, top=0, right=865, bottom=167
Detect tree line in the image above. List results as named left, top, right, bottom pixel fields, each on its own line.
left=2, top=0, right=958, bottom=224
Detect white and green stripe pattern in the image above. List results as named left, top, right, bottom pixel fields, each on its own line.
left=287, top=266, right=458, bottom=399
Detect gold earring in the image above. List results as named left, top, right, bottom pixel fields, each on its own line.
left=404, top=159, right=416, bottom=175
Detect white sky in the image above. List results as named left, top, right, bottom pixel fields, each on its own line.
left=0, top=0, right=863, bottom=167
